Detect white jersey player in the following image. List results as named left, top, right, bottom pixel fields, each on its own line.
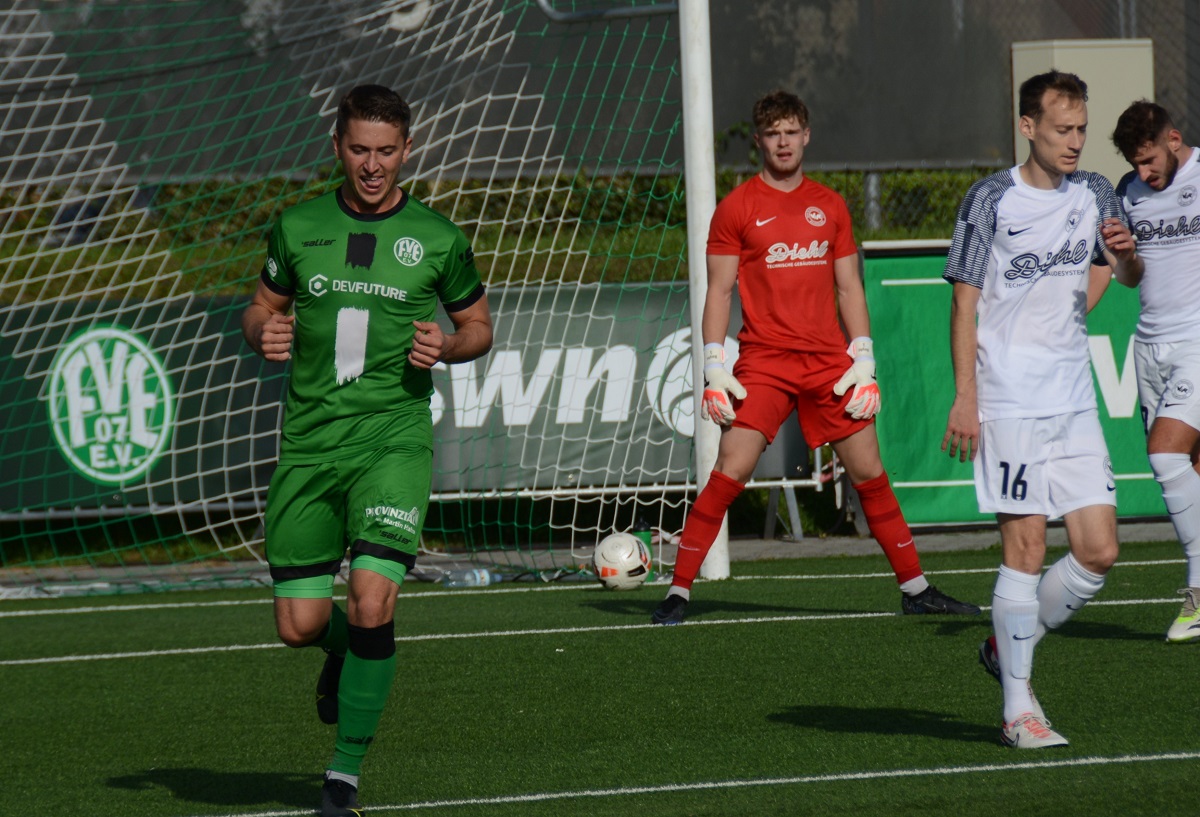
left=942, top=71, right=1140, bottom=749
left=1112, top=99, right=1200, bottom=643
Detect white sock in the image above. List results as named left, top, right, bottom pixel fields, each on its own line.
left=668, top=586, right=690, bottom=602
left=899, top=575, right=929, bottom=596
left=992, top=565, right=1041, bottom=724
left=1034, top=551, right=1106, bottom=646
left=1149, top=452, right=1200, bottom=586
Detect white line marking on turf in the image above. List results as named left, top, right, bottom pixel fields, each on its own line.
left=0, top=559, right=1184, bottom=620
left=179, top=751, right=1200, bottom=816
left=0, top=595, right=1184, bottom=667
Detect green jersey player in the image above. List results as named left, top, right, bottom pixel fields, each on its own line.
left=242, top=84, right=493, bottom=817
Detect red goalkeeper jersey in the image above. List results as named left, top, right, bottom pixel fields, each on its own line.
left=707, top=175, right=857, bottom=352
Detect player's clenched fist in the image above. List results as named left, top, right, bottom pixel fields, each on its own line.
left=701, top=342, right=747, bottom=425
left=258, top=313, right=295, bottom=362
left=833, top=336, right=880, bottom=420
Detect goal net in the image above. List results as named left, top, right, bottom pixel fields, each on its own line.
left=1, top=0, right=705, bottom=595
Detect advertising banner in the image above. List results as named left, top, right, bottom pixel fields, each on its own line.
left=6, top=284, right=788, bottom=514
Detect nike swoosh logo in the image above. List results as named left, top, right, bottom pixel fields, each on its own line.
left=896, top=539, right=914, bottom=548
left=756, top=217, right=777, bottom=226
left=1164, top=401, right=1187, bottom=407
left=1007, top=226, right=1033, bottom=236
left=1107, top=485, right=1116, bottom=492
left=1066, top=604, right=1082, bottom=610
left=1013, top=634, right=1034, bottom=640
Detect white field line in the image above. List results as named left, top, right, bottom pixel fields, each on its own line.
left=0, top=595, right=1182, bottom=668
left=0, top=558, right=1184, bottom=619
left=179, top=751, right=1200, bottom=817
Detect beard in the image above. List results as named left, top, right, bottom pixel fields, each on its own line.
left=1161, top=150, right=1181, bottom=190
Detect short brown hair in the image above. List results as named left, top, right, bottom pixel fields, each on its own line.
left=1018, top=70, right=1088, bottom=121
left=1112, top=100, right=1175, bottom=161
left=336, top=84, right=412, bottom=139
left=752, top=90, right=809, bottom=132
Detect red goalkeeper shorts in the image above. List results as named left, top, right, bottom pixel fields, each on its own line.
left=729, top=344, right=871, bottom=448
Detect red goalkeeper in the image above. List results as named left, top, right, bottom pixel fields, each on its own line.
left=651, top=90, right=980, bottom=625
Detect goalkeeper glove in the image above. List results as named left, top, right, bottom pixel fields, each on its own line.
left=701, top=342, right=747, bottom=426
left=833, top=336, right=881, bottom=420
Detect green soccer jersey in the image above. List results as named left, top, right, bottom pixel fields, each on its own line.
left=262, top=187, right=484, bottom=464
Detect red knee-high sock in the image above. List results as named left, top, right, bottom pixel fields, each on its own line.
left=853, top=472, right=923, bottom=584
left=671, top=471, right=745, bottom=590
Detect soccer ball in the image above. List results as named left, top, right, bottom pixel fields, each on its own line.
left=591, top=532, right=652, bottom=590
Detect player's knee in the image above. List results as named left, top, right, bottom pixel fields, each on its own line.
left=1076, top=541, right=1118, bottom=575
left=276, top=622, right=323, bottom=649
left=348, top=595, right=395, bottom=628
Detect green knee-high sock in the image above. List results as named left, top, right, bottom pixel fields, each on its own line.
left=315, top=603, right=349, bottom=655
left=329, top=621, right=397, bottom=775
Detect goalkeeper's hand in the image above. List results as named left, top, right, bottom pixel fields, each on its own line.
left=833, top=336, right=881, bottom=420
left=701, top=342, right=746, bottom=426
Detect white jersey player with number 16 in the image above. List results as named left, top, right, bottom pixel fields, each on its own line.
left=942, top=70, right=1140, bottom=750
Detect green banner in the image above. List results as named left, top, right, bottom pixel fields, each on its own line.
left=864, top=242, right=1161, bottom=525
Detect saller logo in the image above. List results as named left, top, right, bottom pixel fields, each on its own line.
left=47, top=326, right=174, bottom=484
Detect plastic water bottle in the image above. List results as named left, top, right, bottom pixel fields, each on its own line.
left=442, top=568, right=495, bottom=588
left=632, top=517, right=655, bottom=581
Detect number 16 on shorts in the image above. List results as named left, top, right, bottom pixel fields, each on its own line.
left=998, top=461, right=1028, bottom=501
left=976, top=412, right=1116, bottom=516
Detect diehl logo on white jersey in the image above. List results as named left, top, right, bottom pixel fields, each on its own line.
left=1003, top=239, right=1088, bottom=281
left=766, top=240, right=829, bottom=263
left=1132, top=215, right=1200, bottom=242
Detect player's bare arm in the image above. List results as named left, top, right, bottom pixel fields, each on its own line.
left=242, top=279, right=295, bottom=362
left=832, top=253, right=870, bottom=339
left=1085, top=261, right=1114, bottom=313
left=409, top=294, right=493, bottom=369
left=1102, top=217, right=1145, bottom=287
left=830, top=254, right=881, bottom=419
left=943, top=281, right=981, bottom=462
left=702, top=254, right=739, bottom=344
left=699, top=255, right=745, bottom=426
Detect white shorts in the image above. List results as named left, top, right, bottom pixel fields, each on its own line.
left=1134, top=339, right=1200, bottom=433
left=975, top=410, right=1116, bottom=518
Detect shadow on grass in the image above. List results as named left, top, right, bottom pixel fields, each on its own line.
left=1057, top=619, right=1162, bottom=642
left=581, top=596, right=847, bottom=619
left=889, top=615, right=992, bottom=637
left=768, top=705, right=997, bottom=744
left=107, top=768, right=318, bottom=808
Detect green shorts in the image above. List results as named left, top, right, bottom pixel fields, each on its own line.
left=264, top=444, right=432, bottom=598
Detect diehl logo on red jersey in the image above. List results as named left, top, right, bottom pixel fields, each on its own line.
left=765, top=240, right=829, bottom=264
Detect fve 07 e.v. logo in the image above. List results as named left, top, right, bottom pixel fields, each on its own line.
left=47, top=326, right=174, bottom=484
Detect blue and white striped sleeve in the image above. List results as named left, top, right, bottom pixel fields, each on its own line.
left=944, top=171, right=1011, bottom=289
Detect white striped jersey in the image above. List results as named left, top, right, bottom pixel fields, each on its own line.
left=944, top=166, right=1123, bottom=421
left=1117, top=146, right=1200, bottom=344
